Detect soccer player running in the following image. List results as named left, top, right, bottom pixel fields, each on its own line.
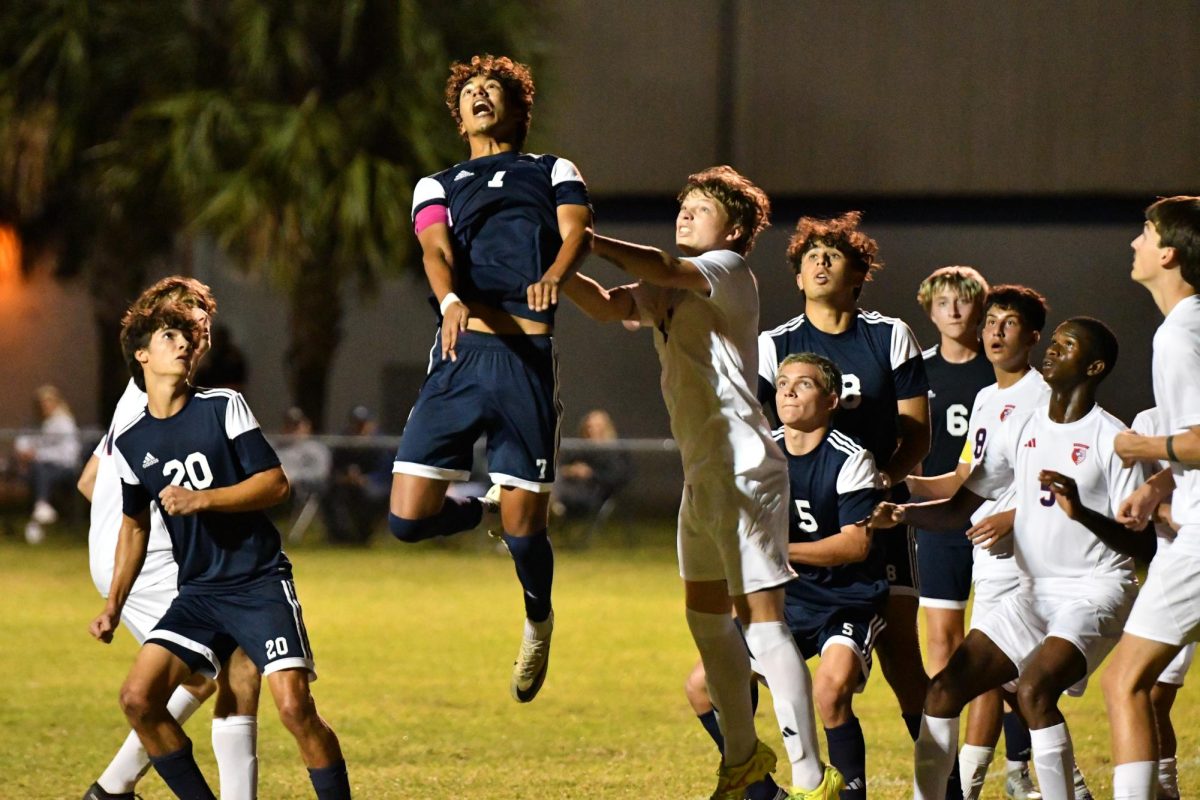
left=757, top=213, right=941, bottom=780
left=566, top=166, right=840, bottom=799
left=78, top=277, right=260, bottom=800
left=390, top=55, right=593, bottom=702
left=1104, top=196, right=1200, bottom=800
left=90, top=301, right=349, bottom=799
left=906, top=285, right=1050, bottom=800
left=870, top=317, right=1148, bottom=800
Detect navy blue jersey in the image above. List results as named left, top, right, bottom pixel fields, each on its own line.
left=411, top=151, right=591, bottom=326
left=114, top=389, right=291, bottom=594
left=759, top=310, right=929, bottom=470
left=777, top=428, right=889, bottom=614
left=921, top=344, right=995, bottom=475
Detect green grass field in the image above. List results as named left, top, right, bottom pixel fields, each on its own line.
left=2, top=525, right=1196, bottom=799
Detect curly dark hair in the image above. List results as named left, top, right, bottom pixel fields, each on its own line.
left=984, top=284, right=1048, bottom=333
left=786, top=211, right=882, bottom=278
left=120, top=301, right=199, bottom=392
left=445, top=54, right=535, bottom=149
left=677, top=166, right=771, bottom=255
left=132, top=276, right=217, bottom=316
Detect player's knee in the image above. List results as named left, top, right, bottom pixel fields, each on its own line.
left=274, top=689, right=318, bottom=734
left=925, top=671, right=964, bottom=717
left=388, top=512, right=430, bottom=543
left=118, top=683, right=157, bottom=727
left=1014, top=675, right=1056, bottom=721
left=813, top=675, right=853, bottom=724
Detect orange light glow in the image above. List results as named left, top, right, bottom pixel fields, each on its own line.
left=0, top=226, right=19, bottom=287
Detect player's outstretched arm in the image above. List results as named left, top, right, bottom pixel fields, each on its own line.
left=1115, top=425, right=1200, bottom=467
left=592, top=235, right=711, bottom=293
left=562, top=273, right=638, bottom=322
left=417, top=222, right=470, bottom=362
left=90, top=510, right=151, bottom=644
left=789, top=523, right=872, bottom=567
left=528, top=205, right=594, bottom=312
left=159, top=466, right=290, bottom=517
left=77, top=453, right=99, bottom=502
left=1040, top=469, right=1156, bottom=561
left=906, top=460, right=970, bottom=500
left=899, top=485, right=986, bottom=532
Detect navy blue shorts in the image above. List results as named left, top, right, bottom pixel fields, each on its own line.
left=881, top=524, right=919, bottom=597
left=394, top=331, right=559, bottom=493
left=147, top=577, right=316, bottom=680
left=917, top=527, right=974, bottom=608
left=784, top=603, right=887, bottom=692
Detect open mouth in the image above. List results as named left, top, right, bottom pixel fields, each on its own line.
left=472, top=100, right=492, bottom=117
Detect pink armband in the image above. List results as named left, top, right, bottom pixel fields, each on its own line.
left=413, top=204, right=448, bottom=234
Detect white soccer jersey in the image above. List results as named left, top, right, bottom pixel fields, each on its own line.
left=632, top=250, right=785, bottom=484
left=1131, top=407, right=1175, bottom=544
left=964, top=403, right=1146, bottom=583
left=89, top=379, right=176, bottom=597
left=1151, top=295, right=1200, bottom=553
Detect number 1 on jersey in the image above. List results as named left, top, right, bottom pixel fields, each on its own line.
left=487, top=171, right=506, bottom=188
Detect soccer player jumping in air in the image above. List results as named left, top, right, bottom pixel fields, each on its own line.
left=566, top=166, right=840, bottom=800
left=390, top=54, right=593, bottom=702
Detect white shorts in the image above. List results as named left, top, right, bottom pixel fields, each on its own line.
left=120, top=577, right=181, bottom=645
left=968, top=569, right=1022, bottom=633
left=677, top=471, right=795, bottom=597
left=975, top=578, right=1135, bottom=697
left=1157, top=642, right=1196, bottom=687
left=1124, top=546, right=1200, bottom=647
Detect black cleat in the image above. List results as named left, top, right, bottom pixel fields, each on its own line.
left=82, top=782, right=138, bottom=800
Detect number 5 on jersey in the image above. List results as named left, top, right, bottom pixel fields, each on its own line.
left=795, top=500, right=818, bottom=533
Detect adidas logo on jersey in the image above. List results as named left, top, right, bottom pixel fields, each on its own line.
left=142, top=452, right=160, bottom=468
left=1023, top=437, right=1037, bottom=448
left=453, top=170, right=474, bottom=181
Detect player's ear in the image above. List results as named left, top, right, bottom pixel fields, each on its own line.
left=135, top=346, right=151, bottom=366
left=826, top=391, right=840, bottom=412
left=1085, top=359, right=1107, bottom=378
left=724, top=223, right=744, bottom=249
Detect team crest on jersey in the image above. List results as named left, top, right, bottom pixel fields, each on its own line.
left=1000, top=404, right=1016, bottom=421
left=1071, top=443, right=1089, bottom=465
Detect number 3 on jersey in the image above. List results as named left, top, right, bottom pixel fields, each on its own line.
left=163, top=452, right=214, bottom=490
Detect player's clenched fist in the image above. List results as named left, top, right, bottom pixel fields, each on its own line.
left=90, top=610, right=119, bottom=643
left=159, top=484, right=204, bottom=516
left=866, top=501, right=904, bottom=529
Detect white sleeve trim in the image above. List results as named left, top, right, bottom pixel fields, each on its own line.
left=836, top=448, right=882, bottom=494
left=113, top=444, right=141, bottom=485
left=890, top=321, right=924, bottom=370
left=224, top=393, right=262, bottom=440
left=550, top=157, right=585, bottom=186
left=411, top=176, right=446, bottom=217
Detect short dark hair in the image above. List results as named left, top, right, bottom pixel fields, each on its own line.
left=445, top=54, right=535, bottom=149
left=778, top=352, right=843, bottom=397
left=1146, top=196, right=1200, bottom=290
left=120, top=301, right=198, bottom=391
left=1063, top=316, right=1119, bottom=379
left=677, top=166, right=771, bottom=255
left=786, top=211, right=882, bottom=278
left=983, top=284, right=1048, bottom=333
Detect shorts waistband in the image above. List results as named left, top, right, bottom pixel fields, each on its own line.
left=449, top=330, right=554, bottom=353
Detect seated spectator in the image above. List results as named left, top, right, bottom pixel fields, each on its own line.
left=276, top=407, right=332, bottom=542
left=552, top=410, right=632, bottom=522
left=15, top=385, right=81, bottom=543
left=321, top=405, right=392, bottom=545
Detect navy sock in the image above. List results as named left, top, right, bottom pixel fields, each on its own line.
left=388, top=498, right=482, bottom=543
left=903, top=712, right=922, bottom=741
left=946, top=751, right=964, bottom=800
left=149, top=741, right=216, bottom=800
left=750, top=677, right=760, bottom=715
left=1003, top=711, right=1032, bottom=762
left=698, top=708, right=725, bottom=753
left=502, top=529, right=554, bottom=622
left=309, top=759, right=351, bottom=800
left=826, top=717, right=867, bottom=800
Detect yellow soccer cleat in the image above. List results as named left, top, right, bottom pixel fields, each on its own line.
left=788, top=764, right=845, bottom=800
left=710, top=740, right=778, bottom=800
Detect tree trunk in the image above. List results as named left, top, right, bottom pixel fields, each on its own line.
left=285, top=261, right=343, bottom=432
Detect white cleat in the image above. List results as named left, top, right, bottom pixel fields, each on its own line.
left=510, top=612, right=553, bottom=703
left=1004, top=764, right=1042, bottom=800
left=481, top=484, right=502, bottom=515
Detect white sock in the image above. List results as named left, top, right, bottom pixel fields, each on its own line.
left=958, top=743, right=994, bottom=800
left=914, top=714, right=959, bottom=800
left=1111, top=761, right=1156, bottom=800
left=1158, top=756, right=1179, bottom=799
left=98, top=684, right=204, bottom=793
left=743, top=621, right=824, bottom=790
left=686, top=609, right=756, bottom=766
left=212, top=715, right=259, bottom=800
left=1029, top=723, right=1074, bottom=800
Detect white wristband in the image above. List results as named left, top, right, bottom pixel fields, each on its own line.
left=439, top=293, right=461, bottom=315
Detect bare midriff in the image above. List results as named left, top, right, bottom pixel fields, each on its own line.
left=465, top=303, right=552, bottom=336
